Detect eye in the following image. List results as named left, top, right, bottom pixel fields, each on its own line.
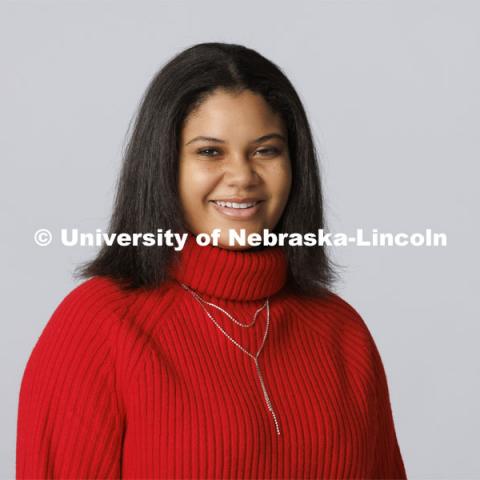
left=197, top=148, right=221, bottom=157
left=255, top=147, right=280, bottom=156
left=196, top=146, right=281, bottom=157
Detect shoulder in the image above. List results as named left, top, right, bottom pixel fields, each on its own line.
left=28, top=276, right=179, bottom=374
left=285, top=290, right=382, bottom=374
left=20, top=276, right=177, bottom=398
left=25, top=275, right=172, bottom=367
left=286, top=290, right=374, bottom=343
left=36, top=276, right=134, bottom=341
left=23, top=277, right=130, bottom=368
left=39, top=275, right=180, bottom=332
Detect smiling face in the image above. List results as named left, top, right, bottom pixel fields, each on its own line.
left=178, top=88, right=292, bottom=250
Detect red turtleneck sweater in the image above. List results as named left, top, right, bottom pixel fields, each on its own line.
left=17, top=235, right=407, bottom=479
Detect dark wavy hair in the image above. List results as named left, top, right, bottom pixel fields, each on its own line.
left=75, top=42, right=341, bottom=297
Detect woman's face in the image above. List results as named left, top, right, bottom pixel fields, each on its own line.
left=178, top=88, right=292, bottom=250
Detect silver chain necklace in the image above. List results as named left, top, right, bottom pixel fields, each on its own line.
left=180, top=282, right=281, bottom=436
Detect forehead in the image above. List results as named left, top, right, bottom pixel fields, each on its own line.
left=181, top=89, right=285, bottom=140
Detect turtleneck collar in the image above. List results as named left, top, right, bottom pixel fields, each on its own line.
left=168, top=233, right=288, bottom=301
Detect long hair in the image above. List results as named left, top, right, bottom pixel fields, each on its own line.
left=74, top=42, right=341, bottom=297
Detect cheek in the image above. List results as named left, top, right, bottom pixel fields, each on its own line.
left=179, top=162, right=218, bottom=210
left=264, top=163, right=291, bottom=226
left=268, top=161, right=292, bottom=203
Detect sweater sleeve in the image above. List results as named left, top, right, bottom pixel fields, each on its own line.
left=16, top=283, right=125, bottom=479
left=370, top=338, right=408, bottom=479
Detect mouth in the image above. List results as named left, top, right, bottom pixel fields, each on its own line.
left=208, top=199, right=264, bottom=219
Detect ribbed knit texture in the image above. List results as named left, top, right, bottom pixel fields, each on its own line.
left=17, top=233, right=407, bottom=479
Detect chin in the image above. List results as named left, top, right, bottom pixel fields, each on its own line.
left=217, top=242, right=254, bottom=251
left=216, top=225, right=270, bottom=250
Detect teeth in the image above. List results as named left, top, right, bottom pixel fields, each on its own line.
left=214, top=201, right=258, bottom=209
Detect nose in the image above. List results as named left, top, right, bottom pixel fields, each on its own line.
left=224, top=153, right=260, bottom=188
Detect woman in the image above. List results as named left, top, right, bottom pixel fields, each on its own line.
left=16, top=42, right=407, bottom=479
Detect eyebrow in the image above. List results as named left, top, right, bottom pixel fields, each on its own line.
left=185, top=133, right=287, bottom=146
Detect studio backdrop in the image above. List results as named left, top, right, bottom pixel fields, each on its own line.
left=2, top=1, right=479, bottom=479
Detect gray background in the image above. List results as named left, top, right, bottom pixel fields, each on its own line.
left=2, top=1, right=479, bottom=478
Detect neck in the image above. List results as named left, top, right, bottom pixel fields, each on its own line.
left=167, top=232, right=288, bottom=301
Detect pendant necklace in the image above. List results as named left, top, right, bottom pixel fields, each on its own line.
left=180, top=282, right=281, bottom=436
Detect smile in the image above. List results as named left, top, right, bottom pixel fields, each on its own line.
left=213, top=200, right=259, bottom=209
left=209, top=200, right=264, bottom=219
